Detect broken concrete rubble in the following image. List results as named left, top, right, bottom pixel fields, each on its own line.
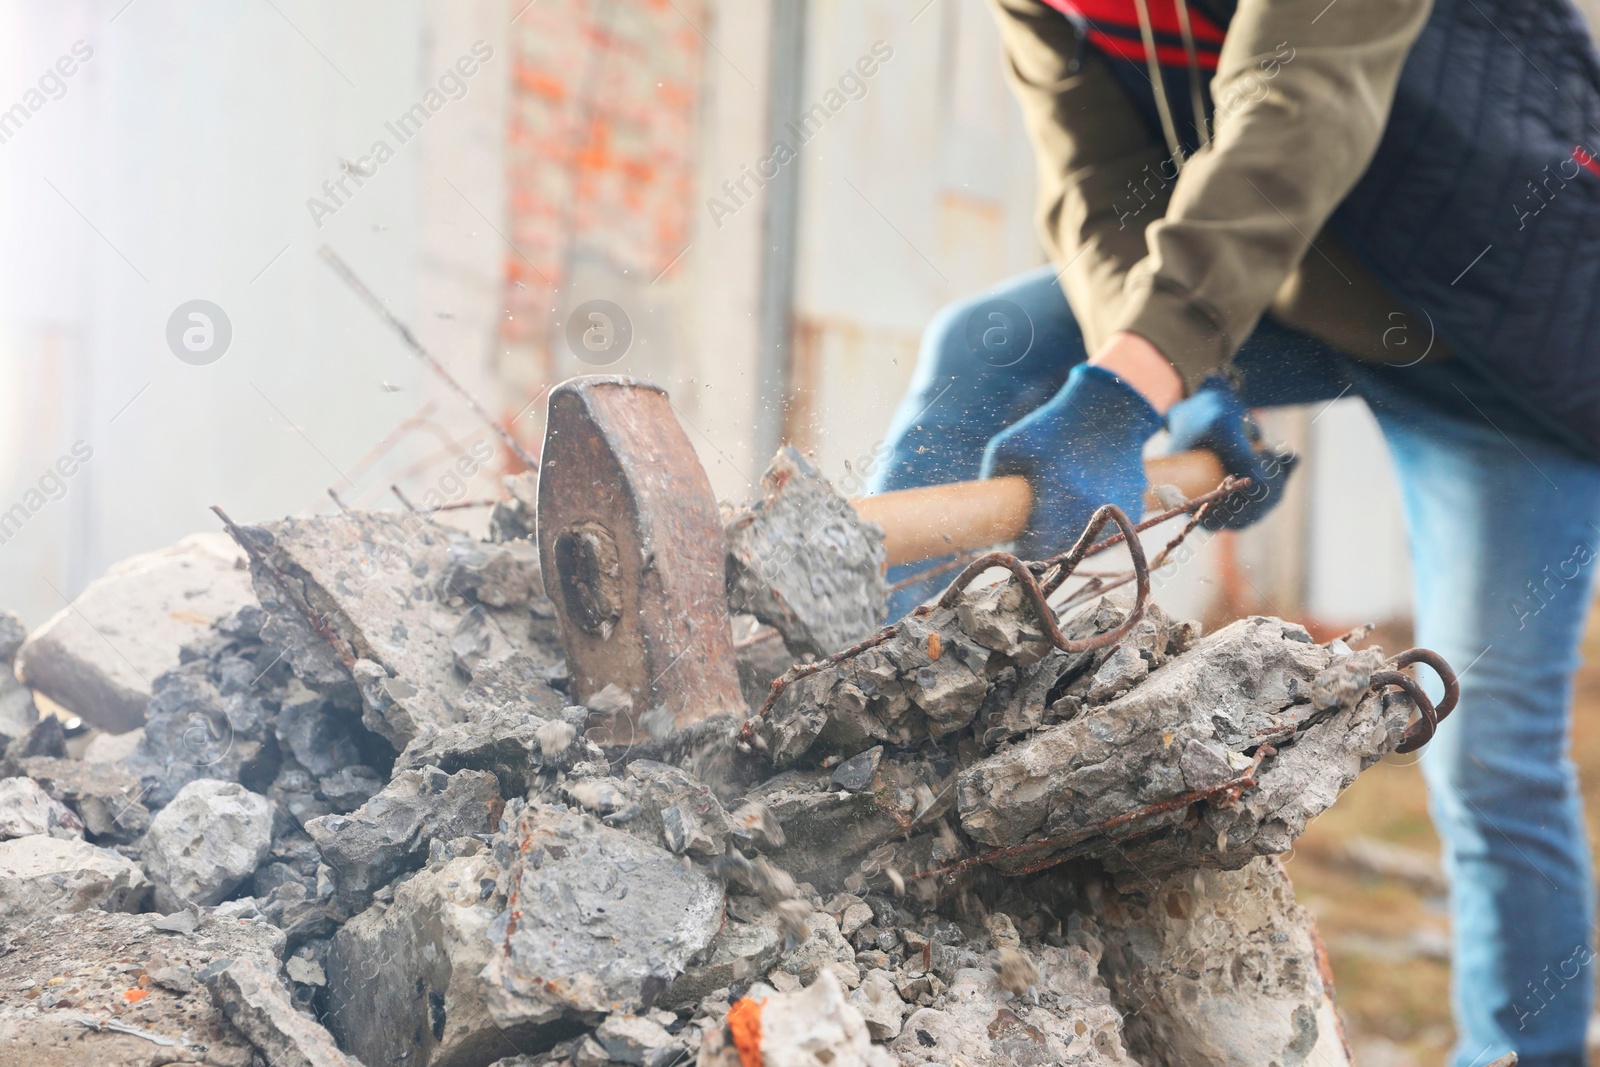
left=482, top=802, right=726, bottom=1033
left=957, top=614, right=1411, bottom=879
left=306, top=764, right=501, bottom=909
left=0, top=449, right=1443, bottom=1067
left=205, top=958, right=360, bottom=1067
left=17, top=757, right=149, bottom=842
left=1095, top=856, right=1348, bottom=1066
left=224, top=511, right=560, bottom=750
left=0, top=776, right=82, bottom=840
left=0, top=909, right=285, bottom=1067
left=0, top=834, right=150, bottom=919
left=141, top=778, right=274, bottom=911
left=723, top=447, right=889, bottom=659
left=16, top=533, right=256, bottom=733
left=327, top=848, right=528, bottom=1067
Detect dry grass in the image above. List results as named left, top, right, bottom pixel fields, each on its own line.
left=1287, top=605, right=1600, bottom=1066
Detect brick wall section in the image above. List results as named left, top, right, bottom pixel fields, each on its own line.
left=499, top=0, right=706, bottom=384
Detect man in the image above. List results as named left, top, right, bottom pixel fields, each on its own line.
left=868, top=0, right=1600, bottom=1063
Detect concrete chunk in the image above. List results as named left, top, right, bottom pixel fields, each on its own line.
left=306, top=766, right=501, bottom=909
left=723, top=447, right=889, bottom=659
left=16, top=533, right=255, bottom=733
left=326, top=852, right=521, bottom=1067
left=956, top=617, right=1408, bottom=877
left=206, top=958, right=361, bottom=1067
left=1095, top=857, right=1349, bottom=1067
left=482, top=803, right=724, bottom=1031
left=0, top=835, right=150, bottom=920
left=228, top=513, right=559, bottom=748
left=142, top=779, right=273, bottom=911
left=17, top=757, right=149, bottom=842
left=0, top=777, right=82, bottom=840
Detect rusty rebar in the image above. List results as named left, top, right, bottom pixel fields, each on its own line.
left=320, top=245, right=540, bottom=470
left=912, top=768, right=1260, bottom=885
left=933, top=504, right=1150, bottom=654
left=1374, top=646, right=1458, bottom=753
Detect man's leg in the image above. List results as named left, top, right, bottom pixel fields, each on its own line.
left=1362, top=372, right=1600, bottom=1067
left=870, top=264, right=1087, bottom=491
left=869, top=265, right=1087, bottom=615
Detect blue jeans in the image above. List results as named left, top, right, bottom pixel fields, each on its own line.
left=870, top=265, right=1600, bottom=1067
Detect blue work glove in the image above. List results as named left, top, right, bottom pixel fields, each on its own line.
left=979, top=363, right=1163, bottom=560
left=1163, top=374, right=1298, bottom=530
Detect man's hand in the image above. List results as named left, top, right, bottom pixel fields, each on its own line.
left=1091, top=331, right=1183, bottom=414
left=979, top=362, right=1164, bottom=559
left=1165, top=375, right=1298, bottom=530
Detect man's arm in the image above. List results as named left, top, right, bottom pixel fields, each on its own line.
left=991, top=0, right=1433, bottom=397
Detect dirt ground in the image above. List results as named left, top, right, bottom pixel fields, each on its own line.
left=1288, top=608, right=1600, bottom=1066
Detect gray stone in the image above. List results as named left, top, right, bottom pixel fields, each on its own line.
left=661, top=909, right=786, bottom=1009
left=839, top=902, right=873, bottom=937
left=848, top=968, right=906, bottom=1040
left=131, top=652, right=280, bottom=809
left=315, top=765, right=385, bottom=813
left=15, top=533, right=255, bottom=733
left=487, top=471, right=538, bottom=543
left=1095, top=857, right=1346, bottom=1067
left=723, top=447, right=889, bottom=659
left=152, top=909, right=199, bottom=934
left=205, top=958, right=360, bottom=1067
left=594, top=1013, right=676, bottom=1065
left=394, top=693, right=583, bottom=798
left=752, top=603, right=994, bottom=768
left=142, top=779, right=273, bottom=911
left=776, top=912, right=858, bottom=988
left=327, top=851, right=528, bottom=1067
left=440, top=534, right=546, bottom=609
left=572, top=1035, right=610, bottom=1067
left=1, top=715, right=65, bottom=769
left=0, top=835, right=150, bottom=919
left=0, top=777, right=81, bottom=840
left=748, top=760, right=951, bottom=895
left=274, top=681, right=364, bottom=779
left=17, top=757, right=149, bottom=843
left=482, top=803, right=724, bottom=1031
left=228, top=512, right=560, bottom=749
left=285, top=955, right=326, bottom=987
left=830, top=746, right=881, bottom=792
left=306, top=765, right=501, bottom=909
left=625, top=759, right=733, bottom=859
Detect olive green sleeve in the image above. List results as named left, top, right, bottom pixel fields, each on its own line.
left=989, top=0, right=1171, bottom=361
left=990, top=0, right=1433, bottom=391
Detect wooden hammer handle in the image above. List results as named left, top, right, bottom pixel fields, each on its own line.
left=851, top=450, right=1226, bottom=568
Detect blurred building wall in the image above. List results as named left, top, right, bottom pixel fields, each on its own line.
left=2, top=0, right=1528, bottom=634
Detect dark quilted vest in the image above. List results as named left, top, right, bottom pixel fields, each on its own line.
left=1080, top=0, right=1600, bottom=459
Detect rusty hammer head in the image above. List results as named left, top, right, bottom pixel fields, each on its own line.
left=537, top=376, right=746, bottom=745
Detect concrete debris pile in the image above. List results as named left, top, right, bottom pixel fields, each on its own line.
left=0, top=460, right=1444, bottom=1067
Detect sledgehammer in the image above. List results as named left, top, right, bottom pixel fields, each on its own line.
left=537, top=375, right=1232, bottom=742
left=853, top=451, right=1226, bottom=568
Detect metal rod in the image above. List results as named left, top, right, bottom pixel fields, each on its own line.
left=318, top=245, right=540, bottom=469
